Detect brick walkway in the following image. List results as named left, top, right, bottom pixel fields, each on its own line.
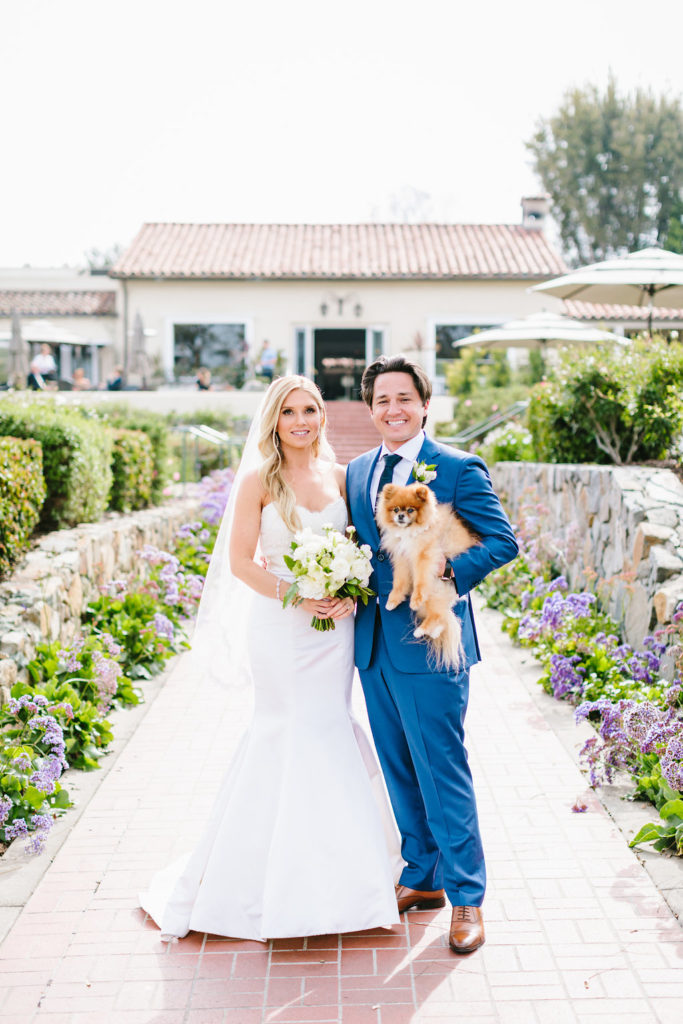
left=1, top=601, right=682, bottom=1024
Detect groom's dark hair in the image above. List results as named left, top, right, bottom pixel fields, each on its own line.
left=360, top=355, right=432, bottom=427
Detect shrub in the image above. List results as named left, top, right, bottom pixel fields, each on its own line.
left=527, top=339, right=683, bottom=465
left=477, top=422, right=535, bottom=464
left=109, top=428, right=154, bottom=512
left=0, top=400, right=112, bottom=529
left=0, top=436, right=46, bottom=577
left=95, top=405, right=169, bottom=502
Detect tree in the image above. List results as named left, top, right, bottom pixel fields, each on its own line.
left=527, top=76, right=683, bottom=265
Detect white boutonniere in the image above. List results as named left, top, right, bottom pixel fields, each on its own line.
left=412, top=460, right=437, bottom=484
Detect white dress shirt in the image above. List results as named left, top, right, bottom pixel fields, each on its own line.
left=369, top=431, right=426, bottom=510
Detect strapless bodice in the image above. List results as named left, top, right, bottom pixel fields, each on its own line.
left=260, top=496, right=348, bottom=579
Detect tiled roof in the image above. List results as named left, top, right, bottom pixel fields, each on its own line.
left=0, top=290, right=116, bottom=316
left=111, top=222, right=566, bottom=280
left=563, top=299, right=683, bottom=322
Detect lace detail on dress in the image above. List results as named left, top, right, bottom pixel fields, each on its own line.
left=260, top=496, right=347, bottom=580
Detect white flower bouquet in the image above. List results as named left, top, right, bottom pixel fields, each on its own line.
left=282, top=525, right=375, bottom=631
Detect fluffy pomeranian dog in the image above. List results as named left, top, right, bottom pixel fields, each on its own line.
left=377, top=482, right=480, bottom=669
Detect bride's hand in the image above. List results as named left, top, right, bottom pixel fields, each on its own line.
left=324, top=596, right=356, bottom=620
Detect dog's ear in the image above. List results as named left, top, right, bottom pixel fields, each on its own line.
left=414, top=484, right=430, bottom=502
left=382, top=484, right=397, bottom=503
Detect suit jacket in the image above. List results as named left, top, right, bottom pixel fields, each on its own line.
left=346, top=435, right=519, bottom=674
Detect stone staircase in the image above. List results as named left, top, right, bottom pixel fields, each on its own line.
left=325, top=401, right=381, bottom=465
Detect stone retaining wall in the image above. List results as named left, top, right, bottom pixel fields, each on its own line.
left=489, top=462, right=683, bottom=646
left=0, top=496, right=201, bottom=701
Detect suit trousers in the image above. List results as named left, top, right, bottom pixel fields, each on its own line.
left=359, top=615, right=486, bottom=906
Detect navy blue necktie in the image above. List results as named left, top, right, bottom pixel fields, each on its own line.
left=375, top=453, right=402, bottom=512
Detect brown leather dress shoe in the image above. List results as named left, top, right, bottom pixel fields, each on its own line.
left=449, top=905, right=485, bottom=954
left=395, top=884, right=446, bottom=913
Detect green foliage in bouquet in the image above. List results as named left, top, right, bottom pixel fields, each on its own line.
left=0, top=436, right=46, bottom=577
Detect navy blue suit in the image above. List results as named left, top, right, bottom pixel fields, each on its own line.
left=347, top=435, right=518, bottom=905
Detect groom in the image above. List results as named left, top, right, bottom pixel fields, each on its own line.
left=346, top=355, right=518, bottom=954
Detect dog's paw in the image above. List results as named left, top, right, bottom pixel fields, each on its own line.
left=385, top=593, right=404, bottom=611
left=413, top=625, right=426, bottom=638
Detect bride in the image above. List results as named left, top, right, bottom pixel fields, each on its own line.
left=141, top=375, right=401, bottom=941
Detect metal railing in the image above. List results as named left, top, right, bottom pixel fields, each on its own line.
left=174, top=424, right=245, bottom=482
left=439, top=400, right=529, bottom=447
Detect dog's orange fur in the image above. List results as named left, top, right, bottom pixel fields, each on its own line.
left=377, top=482, right=480, bottom=669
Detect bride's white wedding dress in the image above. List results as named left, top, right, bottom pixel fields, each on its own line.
left=141, top=496, right=402, bottom=940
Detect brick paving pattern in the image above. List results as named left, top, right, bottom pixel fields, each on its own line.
left=1, top=601, right=682, bottom=1023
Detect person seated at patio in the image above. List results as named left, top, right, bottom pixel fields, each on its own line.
left=106, top=365, right=125, bottom=391
left=196, top=367, right=212, bottom=390
left=27, top=370, right=46, bottom=390
left=256, top=341, right=277, bottom=380
left=71, top=367, right=91, bottom=390
left=30, top=344, right=57, bottom=382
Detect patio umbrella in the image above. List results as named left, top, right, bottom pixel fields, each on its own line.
left=532, top=247, right=683, bottom=334
left=452, top=311, right=624, bottom=352
left=8, top=311, right=29, bottom=384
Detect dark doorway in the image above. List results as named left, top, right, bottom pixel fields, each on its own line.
left=314, top=328, right=366, bottom=400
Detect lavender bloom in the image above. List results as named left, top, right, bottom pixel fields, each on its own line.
left=153, top=612, right=175, bottom=641
left=622, top=702, right=662, bottom=741
left=550, top=653, right=584, bottom=699
left=101, top=633, right=122, bottom=658
left=12, top=753, right=32, bottom=772
left=92, top=650, right=121, bottom=709
left=101, top=579, right=127, bottom=598
left=0, top=795, right=12, bottom=825
left=4, top=818, right=28, bottom=840
left=177, top=521, right=202, bottom=539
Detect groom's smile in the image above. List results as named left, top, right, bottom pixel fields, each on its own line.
left=370, top=371, right=429, bottom=450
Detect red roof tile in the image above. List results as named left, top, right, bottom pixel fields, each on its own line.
left=0, top=290, right=116, bottom=316
left=111, top=223, right=566, bottom=280
left=563, top=299, right=683, bottom=321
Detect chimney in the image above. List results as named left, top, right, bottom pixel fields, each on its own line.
left=521, top=195, right=551, bottom=232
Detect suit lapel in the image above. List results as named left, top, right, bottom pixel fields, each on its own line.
left=364, top=446, right=383, bottom=545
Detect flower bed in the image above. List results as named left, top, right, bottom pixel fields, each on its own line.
left=480, top=496, right=683, bottom=856
left=0, top=468, right=233, bottom=857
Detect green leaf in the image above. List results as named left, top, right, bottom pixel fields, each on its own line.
left=282, top=583, right=299, bottom=608
left=659, top=799, right=683, bottom=822
left=629, top=823, right=663, bottom=847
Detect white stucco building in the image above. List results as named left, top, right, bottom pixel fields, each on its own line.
left=109, top=201, right=566, bottom=397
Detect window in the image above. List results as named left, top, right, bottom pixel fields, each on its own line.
left=435, top=324, right=495, bottom=375
left=174, top=323, right=247, bottom=387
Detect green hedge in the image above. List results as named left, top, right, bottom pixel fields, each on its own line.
left=109, top=429, right=154, bottom=512
left=528, top=340, right=683, bottom=465
left=0, top=437, right=46, bottom=577
left=0, top=402, right=112, bottom=530
left=94, top=406, right=169, bottom=502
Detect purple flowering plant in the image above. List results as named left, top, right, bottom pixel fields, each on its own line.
left=482, top=501, right=683, bottom=855
left=0, top=693, right=72, bottom=855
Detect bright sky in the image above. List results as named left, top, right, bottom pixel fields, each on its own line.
left=1, top=0, right=682, bottom=267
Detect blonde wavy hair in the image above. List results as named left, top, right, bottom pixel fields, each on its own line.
left=257, top=375, right=335, bottom=532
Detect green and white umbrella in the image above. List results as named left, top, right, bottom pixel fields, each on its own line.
left=532, top=247, right=683, bottom=333
left=452, top=311, right=624, bottom=352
